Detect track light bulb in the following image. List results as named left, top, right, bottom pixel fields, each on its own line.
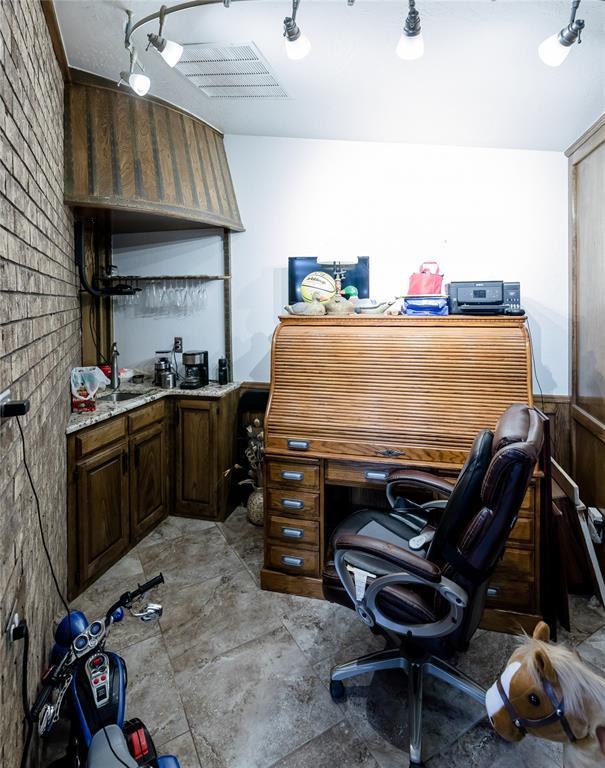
left=283, top=15, right=311, bottom=60
left=396, top=31, right=424, bottom=60
left=147, top=33, right=184, bottom=68
left=121, top=71, right=151, bottom=96
left=285, top=31, right=311, bottom=60
left=538, top=34, right=572, bottom=67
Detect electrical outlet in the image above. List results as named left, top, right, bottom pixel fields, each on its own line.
left=174, top=337, right=183, bottom=353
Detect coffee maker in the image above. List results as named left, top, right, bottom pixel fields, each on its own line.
left=180, top=350, right=208, bottom=389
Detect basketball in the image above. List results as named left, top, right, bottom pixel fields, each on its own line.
left=300, top=271, right=336, bottom=303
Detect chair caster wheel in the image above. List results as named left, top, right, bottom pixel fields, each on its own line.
left=329, top=680, right=346, bottom=702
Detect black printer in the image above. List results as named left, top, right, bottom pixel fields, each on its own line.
left=447, top=281, right=524, bottom=316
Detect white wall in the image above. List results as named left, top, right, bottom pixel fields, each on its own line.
left=225, top=135, right=569, bottom=395
left=112, top=230, right=226, bottom=380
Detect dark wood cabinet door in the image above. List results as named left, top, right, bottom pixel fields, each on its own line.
left=77, top=441, right=130, bottom=586
left=175, top=400, right=216, bottom=518
left=130, top=422, right=167, bottom=542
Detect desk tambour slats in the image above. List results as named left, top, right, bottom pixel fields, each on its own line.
left=262, top=316, right=542, bottom=631
left=266, top=318, right=531, bottom=457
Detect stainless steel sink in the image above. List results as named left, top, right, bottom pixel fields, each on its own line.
left=98, top=391, right=148, bottom=403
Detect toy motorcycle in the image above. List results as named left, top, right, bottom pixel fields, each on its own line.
left=31, top=573, right=180, bottom=768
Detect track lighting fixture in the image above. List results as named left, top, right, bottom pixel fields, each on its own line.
left=146, top=5, right=184, bottom=68
left=119, top=47, right=151, bottom=96
left=396, top=0, right=424, bottom=61
left=538, top=0, right=585, bottom=67
left=283, top=0, right=311, bottom=60
left=147, top=33, right=184, bottom=68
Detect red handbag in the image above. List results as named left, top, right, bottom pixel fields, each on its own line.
left=407, top=262, right=444, bottom=296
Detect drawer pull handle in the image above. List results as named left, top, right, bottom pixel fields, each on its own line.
left=365, top=470, right=388, bottom=481
left=282, top=555, right=304, bottom=567
left=282, top=498, right=304, bottom=510
left=487, top=587, right=499, bottom=598
left=287, top=440, right=309, bottom=451
left=281, top=470, right=304, bottom=481
left=282, top=527, right=304, bottom=539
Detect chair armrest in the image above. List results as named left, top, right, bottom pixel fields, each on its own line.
left=333, top=533, right=441, bottom=583
left=386, top=470, right=455, bottom=509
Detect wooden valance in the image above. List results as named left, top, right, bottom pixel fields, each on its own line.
left=64, top=74, right=243, bottom=231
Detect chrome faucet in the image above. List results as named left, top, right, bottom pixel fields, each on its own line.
left=110, top=342, right=120, bottom=389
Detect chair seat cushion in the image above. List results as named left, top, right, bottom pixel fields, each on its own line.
left=331, top=509, right=422, bottom=553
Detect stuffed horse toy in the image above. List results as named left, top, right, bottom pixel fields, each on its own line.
left=486, top=621, right=605, bottom=767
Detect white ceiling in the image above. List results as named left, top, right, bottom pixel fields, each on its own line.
left=55, top=0, right=605, bottom=151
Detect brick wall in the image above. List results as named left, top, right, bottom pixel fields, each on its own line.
left=0, top=1, right=80, bottom=765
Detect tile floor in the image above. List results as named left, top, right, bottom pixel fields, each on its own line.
left=44, top=510, right=605, bottom=768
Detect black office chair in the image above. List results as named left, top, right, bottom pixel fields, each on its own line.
left=322, top=404, right=544, bottom=767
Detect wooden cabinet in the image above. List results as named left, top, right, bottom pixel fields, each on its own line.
left=68, top=400, right=169, bottom=597
left=67, top=390, right=239, bottom=598
left=130, top=422, right=167, bottom=541
left=76, top=440, right=130, bottom=585
left=174, top=391, right=239, bottom=519
left=176, top=400, right=215, bottom=517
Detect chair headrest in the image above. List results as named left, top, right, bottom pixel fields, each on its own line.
left=492, top=403, right=543, bottom=455
left=482, top=404, right=544, bottom=507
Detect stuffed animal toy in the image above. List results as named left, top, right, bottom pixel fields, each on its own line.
left=486, top=621, right=605, bottom=767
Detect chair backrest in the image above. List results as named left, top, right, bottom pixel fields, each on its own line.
left=426, top=427, right=494, bottom=561
left=430, top=403, right=544, bottom=645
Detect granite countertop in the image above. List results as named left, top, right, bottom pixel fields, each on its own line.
left=66, top=379, right=240, bottom=434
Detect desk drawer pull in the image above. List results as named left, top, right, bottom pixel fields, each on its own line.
left=281, top=470, right=304, bottom=481
left=281, top=498, right=304, bottom=510
left=487, top=587, right=499, bottom=598
left=365, top=470, right=388, bottom=481
left=287, top=440, right=309, bottom=451
left=281, top=555, right=304, bottom=567
left=281, top=527, right=304, bottom=539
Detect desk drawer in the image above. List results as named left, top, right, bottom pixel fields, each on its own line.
left=509, top=516, right=533, bottom=545
left=486, top=578, right=535, bottom=612
left=267, top=488, right=319, bottom=519
left=267, top=460, right=319, bottom=492
left=268, top=515, right=319, bottom=547
left=326, top=460, right=399, bottom=486
left=266, top=543, right=319, bottom=577
left=496, top=546, right=534, bottom=581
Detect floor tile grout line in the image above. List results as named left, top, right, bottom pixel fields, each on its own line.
left=264, top=717, right=348, bottom=768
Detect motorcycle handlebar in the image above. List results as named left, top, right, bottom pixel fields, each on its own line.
left=131, top=573, right=164, bottom=600
left=105, top=573, right=164, bottom=624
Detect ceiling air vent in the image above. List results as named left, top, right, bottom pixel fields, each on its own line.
left=176, top=43, right=289, bottom=99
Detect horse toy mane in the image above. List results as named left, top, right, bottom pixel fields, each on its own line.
left=486, top=621, right=605, bottom=767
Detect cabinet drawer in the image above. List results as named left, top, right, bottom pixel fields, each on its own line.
left=266, top=543, right=319, bottom=577
left=267, top=488, right=319, bottom=519
left=128, top=400, right=165, bottom=434
left=267, top=460, right=319, bottom=491
left=486, top=577, right=535, bottom=612
left=268, top=515, right=319, bottom=547
left=520, top=485, right=535, bottom=512
left=509, top=515, right=533, bottom=545
left=325, top=460, right=399, bottom=486
left=496, top=546, right=534, bottom=581
left=76, top=416, right=127, bottom=457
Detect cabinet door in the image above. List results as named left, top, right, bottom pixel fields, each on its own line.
left=77, top=441, right=130, bottom=586
left=175, top=400, right=216, bottom=518
left=130, top=422, right=166, bottom=542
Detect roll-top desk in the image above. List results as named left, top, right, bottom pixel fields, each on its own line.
left=262, top=315, right=549, bottom=633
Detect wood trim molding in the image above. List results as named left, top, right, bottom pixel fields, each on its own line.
left=40, top=0, right=70, bottom=81
left=566, top=112, right=605, bottom=163
left=572, top=404, right=605, bottom=445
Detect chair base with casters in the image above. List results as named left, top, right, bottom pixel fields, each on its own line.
left=328, top=645, right=486, bottom=767
left=322, top=404, right=545, bottom=768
